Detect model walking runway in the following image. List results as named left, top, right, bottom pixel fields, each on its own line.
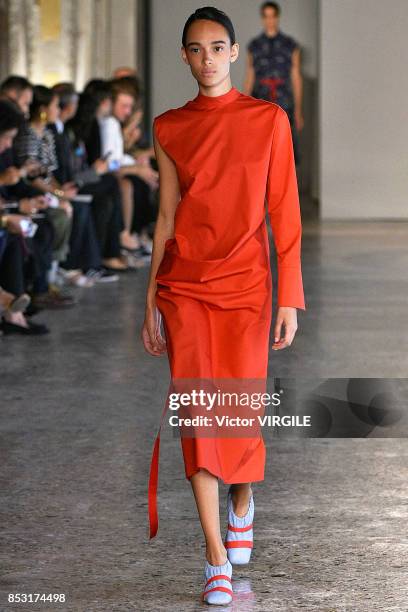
left=148, top=85, right=305, bottom=532
left=141, top=6, right=305, bottom=606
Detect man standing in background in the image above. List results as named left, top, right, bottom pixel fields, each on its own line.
left=243, top=1, right=304, bottom=165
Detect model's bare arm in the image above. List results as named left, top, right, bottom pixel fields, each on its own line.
left=242, top=51, right=255, bottom=95
left=141, top=125, right=180, bottom=356
left=291, top=47, right=304, bottom=131
left=146, top=127, right=180, bottom=305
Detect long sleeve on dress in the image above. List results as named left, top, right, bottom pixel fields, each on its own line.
left=265, top=106, right=306, bottom=310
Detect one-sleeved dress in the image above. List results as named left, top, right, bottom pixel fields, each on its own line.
left=148, top=86, right=306, bottom=538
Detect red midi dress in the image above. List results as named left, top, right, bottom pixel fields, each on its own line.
left=148, top=86, right=306, bottom=538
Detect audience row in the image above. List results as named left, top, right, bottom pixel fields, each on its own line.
left=0, top=70, right=158, bottom=336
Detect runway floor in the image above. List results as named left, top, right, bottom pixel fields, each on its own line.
left=1, top=209, right=408, bottom=611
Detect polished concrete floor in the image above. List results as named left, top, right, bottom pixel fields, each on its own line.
left=1, top=208, right=408, bottom=611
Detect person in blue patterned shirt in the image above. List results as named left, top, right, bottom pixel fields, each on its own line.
left=243, top=1, right=304, bottom=165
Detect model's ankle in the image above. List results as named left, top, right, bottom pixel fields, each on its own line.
left=206, top=545, right=228, bottom=566
left=231, top=486, right=253, bottom=517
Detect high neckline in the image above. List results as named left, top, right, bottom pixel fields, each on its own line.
left=190, top=86, right=241, bottom=109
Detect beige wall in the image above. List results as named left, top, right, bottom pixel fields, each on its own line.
left=6, top=0, right=138, bottom=89
left=319, top=0, right=408, bottom=219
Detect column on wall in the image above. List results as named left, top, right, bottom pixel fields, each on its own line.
left=6, top=0, right=138, bottom=88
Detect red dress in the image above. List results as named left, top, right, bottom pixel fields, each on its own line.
left=148, top=86, right=305, bottom=538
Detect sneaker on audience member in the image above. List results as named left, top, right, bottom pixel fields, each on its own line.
left=121, top=247, right=151, bottom=269
left=55, top=267, right=79, bottom=287
left=60, top=269, right=95, bottom=288
left=138, top=233, right=153, bottom=254
left=85, top=268, right=119, bottom=283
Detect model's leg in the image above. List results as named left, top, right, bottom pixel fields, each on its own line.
left=190, top=468, right=227, bottom=565
left=229, top=483, right=253, bottom=516
left=191, top=469, right=233, bottom=605
left=225, top=482, right=255, bottom=565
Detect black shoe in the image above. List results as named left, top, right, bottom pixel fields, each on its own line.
left=0, top=318, right=49, bottom=335
left=25, top=302, right=42, bottom=317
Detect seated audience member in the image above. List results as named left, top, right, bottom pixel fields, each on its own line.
left=0, top=145, right=65, bottom=311
left=0, top=100, right=49, bottom=334
left=71, top=79, right=146, bottom=268
left=0, top=76, right=45, bottom=191
left=0, top=75, right=33, bottom=118
left=100, top=78, right=158, bottom=262
left=12, top=85, right=79, bottom=304
left=111, top=72, right=154, bottom=160
left=44, top=84, right=119, bottom=282
left=52, top=82, right=126, bottom=276
left=75, top=79, right=113, bottom=166
left=0, top=207, right=49, bottom=335
left=111, top=71, right=144, bottom=153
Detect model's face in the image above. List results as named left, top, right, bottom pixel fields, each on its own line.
left=262, top=7, right=280, bottom=31
left=113, top=93, right=134, bottom=122
left=182, top=20, right=239, bottom=88
left=0, top=128, right=18, bottom=153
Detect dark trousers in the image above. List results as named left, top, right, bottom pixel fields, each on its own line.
left=29, top=217, right=54, bottom=293
left=62, top=201, right=101, bottom=272
left=124, top=174, right=156, bottom=234
left=0, top=231, right=26, bottom=295
left=80, top=174, right=124, bottom=259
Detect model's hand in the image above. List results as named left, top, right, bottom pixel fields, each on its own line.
left=141, top=304, right=167, bottom=356
left=272, top=306, right=298, bottom=350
